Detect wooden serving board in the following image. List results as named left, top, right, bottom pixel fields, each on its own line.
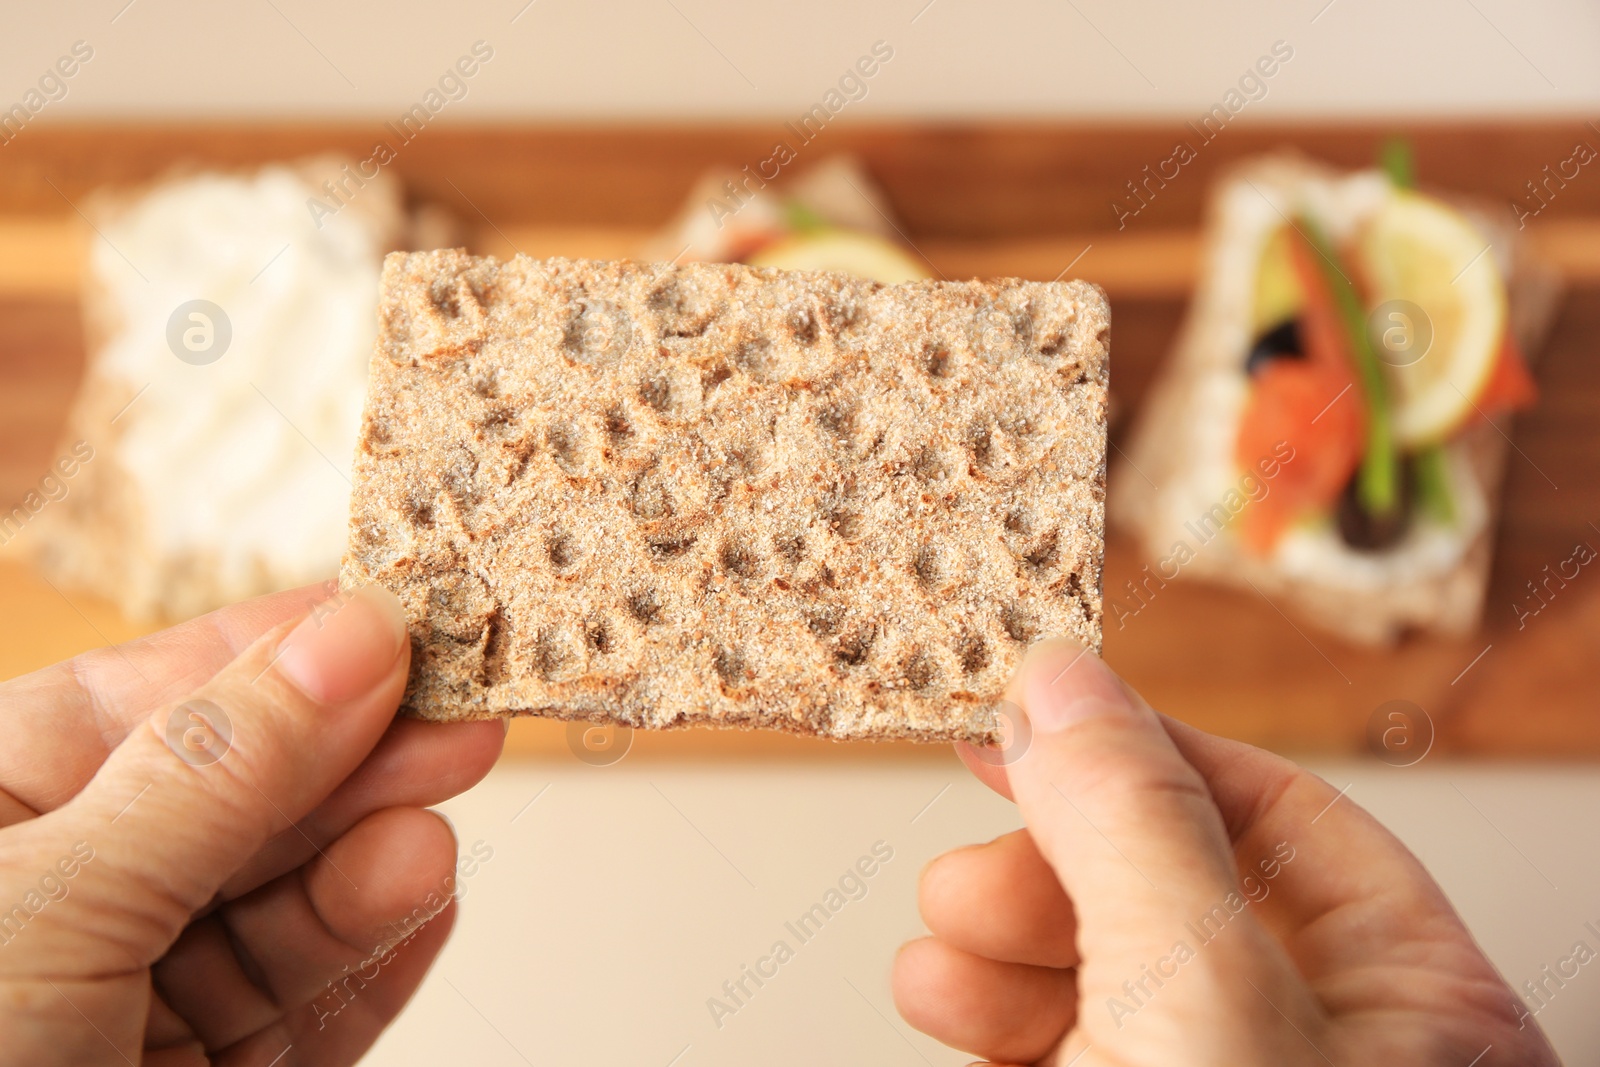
left=3, top=122, right=1598, bottom=760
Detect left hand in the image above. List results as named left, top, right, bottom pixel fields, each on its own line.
left=0, top=582, right=505, bottom=1065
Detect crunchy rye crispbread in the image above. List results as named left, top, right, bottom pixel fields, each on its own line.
left=342, top=251, right=1108, bottom=742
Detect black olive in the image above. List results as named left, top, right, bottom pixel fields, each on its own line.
left=1336, top=462, right=1414, bottom=551
left=1246, top=319, right=1304, bottom=375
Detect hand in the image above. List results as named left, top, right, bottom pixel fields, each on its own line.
left=0, top=583, right=505, bottom=1065
left=892, top=638, right=1559, bottom=1066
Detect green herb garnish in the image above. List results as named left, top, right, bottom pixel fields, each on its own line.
left=782, top=200, right=829, bottom=234
left=1380, top=137, right=1415, bottom=190
left=1413, top=446, right=1455, bottom=524
left=1299, top=215, right=1400, bottom=518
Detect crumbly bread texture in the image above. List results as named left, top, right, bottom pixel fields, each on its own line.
left=342, top=252, right=1109, bottom=742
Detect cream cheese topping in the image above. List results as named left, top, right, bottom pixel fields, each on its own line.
left=90, top=163, right=394, bottom=607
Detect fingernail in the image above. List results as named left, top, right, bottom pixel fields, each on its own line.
left=276, top=584, right=408, bottom=704
left=429, top=808, right=460, bottom=847
left=1017, top=637, right=1133, bottom=733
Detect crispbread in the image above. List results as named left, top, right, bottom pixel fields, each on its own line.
left=341, top=252, right=1108, bottom=742
left=1111, top=155, right=1559, bottom=646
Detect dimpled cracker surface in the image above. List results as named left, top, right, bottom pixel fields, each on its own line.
left=341, top=251, right=1108, bottom=743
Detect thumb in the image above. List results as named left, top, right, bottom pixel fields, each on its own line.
left=1000, top=641, right=1332, bottom=1057
left=1001, top=637, right=1251, bottom=967
left=39, top=583, right=411, bottom=965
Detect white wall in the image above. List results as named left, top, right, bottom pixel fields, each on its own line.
left=2, top=0, right=1597, bottom=122
left=366, top=759, right=1600, bottom=1066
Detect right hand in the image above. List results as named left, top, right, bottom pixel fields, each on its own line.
left=893, top=638, right=1559, bottom=1066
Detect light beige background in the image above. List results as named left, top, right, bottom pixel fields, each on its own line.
left=2, top=0, right=1598, bottom=121
left=372, top=760, right=1600, bottom=1065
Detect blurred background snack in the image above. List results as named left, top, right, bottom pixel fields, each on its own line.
left=5, top=3, right=1600, bottom=1063
left=1112, top=151, right=1562, bottom=644
left=644, top=155, right=931, bottom=282
left=20, top=160, right=429, bottom=619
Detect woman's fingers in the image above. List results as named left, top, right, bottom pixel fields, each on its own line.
left=892, top=937, right=1076, bottom=1065
left=921, top=645, right=1558, bottom=1065
left=152, top=806, right=459, bottom=1052
left=954, top=742, right=1015, bottom=802
left=30, top=585, right=410, bottom=972
left=994, top=639, right=1332, bottom=1056
left=218, top=717, right=504, bottom=901
left=1001, top=639, right=1246, bottom=961
left=1158, top=715, right=1503, bottom=983
left=963, top=664, right=1453, bottom=970
left=920, top=830, right=1078, bottom=969
left=0, top=580, right=491, bottom=1067
left=215, top=900, right=457, bottom=1067
left=0, top=585, right=326, bottom=819
left=0, top=580, right=506, bottom=935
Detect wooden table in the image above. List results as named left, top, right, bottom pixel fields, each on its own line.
left=3, top=122, right=1598, bottom=759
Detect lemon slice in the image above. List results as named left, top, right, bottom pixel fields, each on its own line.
left=1357, top=190, right=1506, bottom=446
left=1252, top=224, right=1303, bottom=332
left=748, top=230, right=929, bottom=284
